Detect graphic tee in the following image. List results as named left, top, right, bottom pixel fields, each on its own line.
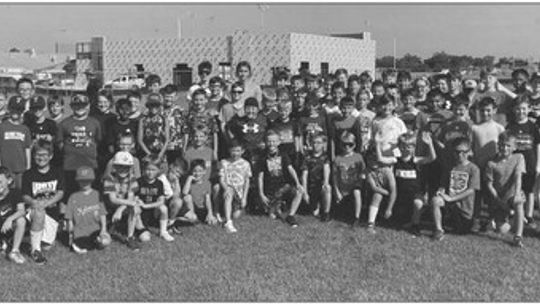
left=136, top=178, right=164, bottom=204
left=506, top=120, right=540, bottom=175
left=218, top=158, right=252, bottom=199
left=22, top=167, right=64, bottom=201
left=58, top=116, right=102, bottom=170
left=441, top=162, right=480, bottom=219
left=258, top=150, right=292, bottom=194
left=333, top=152, right=365, bottom=196
left=26, top=118, right=57, bottom=143
left=485, top=154, right=526, bottom=202
left=0, top=120, right=32, bottom=173
left=65, top=189, right=106, bottom=238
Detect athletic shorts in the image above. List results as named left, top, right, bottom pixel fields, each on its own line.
left=522, top=173, right=535, bottom=193
left=73, top=231, right=103, bottom=250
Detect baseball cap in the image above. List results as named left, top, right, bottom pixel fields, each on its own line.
left=75, top=166, right=95, bottom=181
left=70, top=94, right=89, bottom=106
left=30, top=96, right=46, bottom=110
left=145, top=93, right=162, bottom=107
left=244, top=97, right=259, bottom=108
left=8, top=96, right=25, bottom=113
left=112, top=151, right=134, bottom=166
left=463, top=79, right=477, bottom=90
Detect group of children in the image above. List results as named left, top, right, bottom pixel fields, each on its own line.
left=0, top=62, right=538, bottom=265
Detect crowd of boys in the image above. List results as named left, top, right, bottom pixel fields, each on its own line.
left=0, top=60, right=538, bottom=265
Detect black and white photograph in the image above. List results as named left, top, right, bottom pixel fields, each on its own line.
left=0, top=1, right=539, bottom=301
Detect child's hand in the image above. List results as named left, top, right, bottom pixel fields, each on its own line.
left=112, top=209, right=123, bottom=223
left=206, top=214, right=217, bottom=225
left=335, top=191, right=343, bottom=204
left=296, top=184, right=304, bottom=194
left=384, top=208, right=393, bottom=219
left=303, top=192, right=310, bottom=204
left=0, top=218, right=12, bottom=233
left=421, top=132, right=433, bottom=145
left=260, top=195, right=270, bottom=207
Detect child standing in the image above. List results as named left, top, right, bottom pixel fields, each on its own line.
left=301, top=134, right=331, bottom=221
left=162, top=85, right=188, bottom=165
left=0, top=167, right=27, bottom=264
left=270, top=99, right=300, bottom=167
left=297, top=95, right=328, bottom=155
left=25, top=96, right=57, bottom=144
left=329, top=97, right=362, bottom=159
left=257, top=130, right=304, bottom=227
left=485, top=132, right=526, bottom=247
left=138, top=93, right=169, bottom=160
left=372, top=95, right=407, bottom=157
left=332, top=132, right=365, bottom=227
left=47, top=95, right=65, bottom=123
left=356, top=89, right=376, bottom=153
left=185, top=89, right=218, bottom=158
left=0, top=96, right=32, bottom=189
left=106, top=98, right=139, bottom=156
left=218, top=140, right=252, bottom=233
left=66, top=166, right=110, bottom=254
left=432, top=137, right=480, bottom=240
left=104, top=131, right=141, bottom=178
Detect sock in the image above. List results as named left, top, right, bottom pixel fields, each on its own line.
left=30, top=230, right=43, bottom=252
left=159, top=219, right=168, bottom=234
left=368, top=206, right=379, bottom=224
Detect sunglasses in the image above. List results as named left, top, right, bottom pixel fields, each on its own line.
left=343, top=142, right=355, bottom=147
left=455, top=149, right=470, bottom=154
left=231, top=90, right=244, bottom=94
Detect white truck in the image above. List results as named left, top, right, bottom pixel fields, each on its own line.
left=104, top=75, right=145, bottom=90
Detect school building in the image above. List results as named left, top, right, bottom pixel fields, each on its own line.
left=75, top=30, right=376, bottom=89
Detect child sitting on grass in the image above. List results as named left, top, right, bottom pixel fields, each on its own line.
left=432, top=137, right=480, bottom=240
left=218, top=140, right=252, bottom=233
left=301, top=134, right=331, bottom=221
left=485, top=132, right=526, bottom=247
left=258, top=130, right=303, bottom=227
left=0, top=167, right=27, bottom=264
left=66, top=166, right=110, bottom=254
left=182, top=159, right=217, bottom=225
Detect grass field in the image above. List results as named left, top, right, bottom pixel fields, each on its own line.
left=2, top=211, right=540, bottom=302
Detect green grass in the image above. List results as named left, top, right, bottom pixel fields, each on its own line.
left=2, top=214, right=540, bottom=302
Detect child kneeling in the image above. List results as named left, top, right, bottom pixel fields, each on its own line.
left=0, top=167, right=27, bottom=264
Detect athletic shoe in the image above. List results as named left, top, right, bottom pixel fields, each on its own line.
left=320, top=212, right=330, bottom=222
left=160, top=231, right=175, bottom=242
left=367, top=222, right=376, bottom=234
left=285, top=215, right=299, bottom=228
left=411, top=224, right=421, bottom=237
left=31, top=250, right=47, bottom=265
left=224, top=221, right=238, bottom=233
left=526, top=217, right=537, bottom=229
left=126, top=237, right=141, bottom=252
left=0, top=239, right=7, bottom=255
left=42, top=242, right=54, bottom=251
left=71, top=243, right=88, bottom=254
left=433, top=229, right=445, bottom=241
left=513, top=236, right=524, bottom=248
left=8, top=251, right=25, bottom=264
left=215, top=213, right=224, bottom=223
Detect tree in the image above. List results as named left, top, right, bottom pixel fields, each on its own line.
left=396, top=53, right=426, bottom=72
left=424, top=52, right=452, bottom=71
left=8, top=47, right=20, bottom=53
left=376, top=56, right=395, bottom=68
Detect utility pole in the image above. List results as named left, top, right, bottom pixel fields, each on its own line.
left=393, top=37, right=397, bottom=69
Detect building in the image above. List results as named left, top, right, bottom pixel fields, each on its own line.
left=76, top=30, right=376, bottom=89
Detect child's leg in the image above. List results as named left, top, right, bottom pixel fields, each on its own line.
left=353, top=189, right=362, bottom=220
left=432, top=196, right=445, bottom=231
left=368, top=193, right=384, bottom=224
left=127, top=206, right=140, bottom=238
left=182, top=194, right=197, bottom=221
left=11, top=215, right=26, bottom=252
left=157, top=205, right=173, bottom=239
left=29, top=208, right=46, bottom=252
left=212, top=184, right=221, bottom=218
left=168, top=196, right=183, bottom=222
left=525, top=191, right=534, bottom=221
left=514, top=200, right=525, bottom=238
left=411, top=198, right=424, bottom=225
left=287, top=187, right=303, bottom=217
left=321, top=185, right=332, bottom=215
left=223, top=187, right=234, bottom=222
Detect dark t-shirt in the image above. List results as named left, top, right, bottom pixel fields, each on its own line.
left=22, top=167, right=64, bottom=200
left=58, top=116, right=102, bottom=170
left=506, top=120, right=540, bottom=174
left=395, top=157, right=422, bottom=196
left=26, top=118, right=57, bottom=143
left=106, top=118, right=139, bottom=150
left=262, top=110, right=280, bottom=124
left=298, top=114, right=328, bottom=151
left=0, top=120, right=32, bottom=173
left=0, top=189, right=23, bottom=218
left=136, top=178, right=164, bottom=204
left=441, top=161, right=480, bottom=220
left=258, top=150, right=292, bottom=194
left=301, top=153, right=329, bottom=188
left=227, top=114, right=268, bottom=151
left=65, top=189, right=106, bottom=238
left=270, top=118, right=299, bottom=159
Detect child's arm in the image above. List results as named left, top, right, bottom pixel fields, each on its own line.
left=41, top=190, right=64, bottom=209
left=536, top=143, right=540, bottom=176
left=107, top=192, right=138, bottom=207
left=332, top=163, right=343, bottom=202
left=137, top=118, right=151, bottom=156
left=183, top=133, right=189, bottom=153
left=25, top=148, right=31, bottom=170
left=301, top=169, right=309, bottom=201
left=383, top=169, right=397, bottom=219
left=330, top=139, right=336, bottom=162
left=182, top=176, right=193, bottom=197
left=0, top=203, right=25, bottom=233
left=204, top=193, right=217, bottom=224
left=241, top=176, right=250, bottom=208
left=158, top=118, right=170, bottom=160
left=496, top=81, right=517, bottom=99
left=258, top=171, right=269, bottom=206
left=415, top=132, right=437, bottom=165
left=322, top=163, right=331, bottom=187
left=67, top=219, right=74, bottom=246
left=287, top=165, right=303, bottom=191
left=375, top=140, right=397, bottom=165
left=139, top=195, right=165, bottom=209
left=366, top=172, right=390, bottom=196
left=443, top=188, right=475, bottom=203
left=213, top=132, right=218, bottom=160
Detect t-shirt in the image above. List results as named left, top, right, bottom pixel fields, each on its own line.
left=184, top=145, right=214, bottom=181
left=65, top=189, right=106, bottom=239
left=189, top=178, right=212, bottom=209
left=218, top=158, right=252, bottom=199
left=220, top=102, right=244, bottom=125
left=58, top=116, right=102, bottom=170
left=136, top=178, right=164, bottom=204
left=333, top=152, right=365, bottom=196
left=418, top=109, right=454, bottom=140
left=486, top=154, right=526, bottom=202
left=22, top=167, right=64, bottom=201
left=186, top=110, right=218, bottom=147
left=506, top=120, right=540, bottom=174
left=262, top=109, right=280, bottom=124
left=105, top=118, right=139, bottom=151
left=227, top=114, right=268, bottom=152
left=163, top=106, right=188, bottom=151
left=258, top=150, right=293, bottom=194
left=270, top=118, right=299, bottom=159
left=0, top=189, right=23, bottom=219
left=395, top=157, right=422, bottom=196
left=0, top=120, right=32, bottom=173
left=357, top=109, right=376, bottom=152
left=25, top=118, right=57, bottom=143
left=301, top=153, right=329, bottom=188
left=103, top=173, right=139, bottom=200
left=471, top=120, right=505, bottom=168
left=439, top=119, right=473, bottom=147
left=372, top=115, right=407, bottom=157
left=140, top=114, right=166, bottom=155
left=298, top=114, right=328, bottom=152
left=441, top=162, right=480, bottom=219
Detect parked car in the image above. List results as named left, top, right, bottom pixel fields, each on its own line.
left=104, top=75, right=145, bottom=90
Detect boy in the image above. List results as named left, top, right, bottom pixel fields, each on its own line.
left=325, top=81, right=346, bottom=120
left=297, top=95, right=327, bottom=155
left=356, top=89, right=376, bottom=153
left=187, top=61, right=212, bottom=102
left=397, top=70, right=413, bottom=93
left=16, top=77, right=35, bottom=113
left=47, top=95, right=65, bottom=123
left=104, top=131, right=141, bottom=178
left=0, top=96, right=32, bottom=189
left=183, top=159, right=217, bottom=225
left=398, top=89, right=422, bottom=132
left=185, top=89, right=218, bottom=158
left=333, top=132, right=365, bottom=227
left=25, top=96, right=58, bottom=145
left=432, top=137, right=480, bottom=240
left=103, top=151, right=141, bottom=251
left=218, top=140, right=252, bottom=233
left=136, top=155, right=175, bottom=242
left=505, top=95, right=540, bottom=227
left=127, top=90, right=144, bottom=122
left=22, top=140, right=64, bottom=253
left=485, top=132, right=526, bottom=247
left=57, top=95, right=101, bottom=202
left=208, top=76, right=229, bottom=116
left=329, top=97, right=362, bottom=160
left=261, top=90, right=280, bottom=124
left=270, top=99, right=300, bottom=167
left=105, top=98, right=139, bottom=156
left=0, top=167, right=27, bottom=264
left=290, top=75, right=305, bottom=94
left=162, top=85, right=188, bottom=165
left=301, top=134, right=331, bottom=221
left=66, top=166, right=110, bottom=253
left=258, top=130, right=304, bottom=227
left=372, top=95, right=407, bottom=157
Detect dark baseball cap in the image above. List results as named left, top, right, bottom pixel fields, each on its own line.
left=8, top=96, right=25, bottom=113
left=70, top=94, right=89, bottom=106
left=244, top=97, right=259, bottom=108
left=30, top=96, right=46, bottom=110
left=145, top=93, right=162, bottom=107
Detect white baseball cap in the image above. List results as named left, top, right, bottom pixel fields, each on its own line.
left=112, top=151, right=134, bottom=166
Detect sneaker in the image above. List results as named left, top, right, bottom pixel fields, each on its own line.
left=320, top=212, right=330, bottom=222
left=224, top=221, right=238, bottom=233
left=126, top=237, right=141, bottom=252
left=42, top=242, right=54, bottom=251
left=31, top=250, right=47, bottom=265
left=312, top=207, right=320, bottom=217
left=367, top=222, right=376, bottom=234
left=71, top=243, right=88, bottom=254
left=0, top=239, right=7, bottom=255
left=285, top=215, right=299, bottom=228
left=215, top=213, right=224, bottom=224
left=8, top=251, right=25, bottom=264
left=470, top=219, right=481, bottom=233
left=160, top=231, right=175, bottom=242
left=513, top=236, right=524, bottom=248
left=433, top=229, right=445, bottom=241
left=411, top=224, right=421, bottom=237
left=269, top=212, right=277, bottom=220
left=526, top=217, right=537, bottom=229
left=351, top=218, right=361, bottom=228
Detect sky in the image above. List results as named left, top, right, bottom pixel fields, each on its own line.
left=0, top=3, right=539, bottom=59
